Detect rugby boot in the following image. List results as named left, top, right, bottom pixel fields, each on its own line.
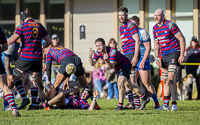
left=18, top=98, right=30, bottom=110
left=156, top=105, right=170, bottom=110
left=171, top=105, right=178, bottom=111
left=114, top=106, right=123, bottom=110
left=140, top=97, right=150, bottom=110
left=28, top=105, right=40, bottom=110
left=12, top=109, right=21, bottom=117
left=123, top=102, right=135, bottom=110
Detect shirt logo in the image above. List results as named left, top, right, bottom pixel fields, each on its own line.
left=172, top=59, right=175, bottom=63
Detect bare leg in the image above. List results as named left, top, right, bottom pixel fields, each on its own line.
left=53, top=72, right=66, bottom=89
left=37, top=75, right=44, bottom=94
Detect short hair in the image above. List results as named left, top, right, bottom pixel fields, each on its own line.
left=117, top=6, right=128, bottom=13
left=95, top=38, right=105, bottom=45
left=130, top=16, right=140, bottom=23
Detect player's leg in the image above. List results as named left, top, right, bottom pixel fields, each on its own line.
left=22, top=72, right=29, bottom=95
left=37, top=71, right=44, bottom=94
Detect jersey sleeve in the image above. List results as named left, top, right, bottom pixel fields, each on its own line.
left=45, top=53, right=52, bottom=64
left=153, top=27, right=158, bottom=41
left=0, top=28, right=7, bottom=45
left=109, top=49, right=117, bottom=63
left=15, top=24, right=23, bottom=36
left=81, top=103, right=90, bottom=109
left=93, top=52, right=100, bottom=61
left=40, top=24, right=48, bottom=37
left=127, top=22, right=138, bottom=36
left=168, top=22, right=180, bottom=35
left=140, top=29, right=151, bottom=43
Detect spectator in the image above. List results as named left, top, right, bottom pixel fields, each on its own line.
left=92, top=58, right=106, bottom=99
left=104, top=38, right=119, bottom=99
left=184, top=36, right=200, bottom=99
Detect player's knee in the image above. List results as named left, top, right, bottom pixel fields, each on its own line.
left=13, top=69, right=22, bottom=78
left=118, top=82, right=125, bottom=89
left=162, top=72, right=168, bottom=79
left=130, top=70, right=136, bottom=76
left=29, top=74, right=37, bottom=81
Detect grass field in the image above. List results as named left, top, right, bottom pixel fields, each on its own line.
left=0, top=99, right=200, bottom=125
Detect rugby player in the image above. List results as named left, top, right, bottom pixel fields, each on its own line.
left=118, top=6, right=149, bottom=110
left=7, top=8, right=52, bottom=110
left=124, top=16, right=160, bottom=109
left=153, top=9, right=185, bottom=111
left=0, top=27, right=20, bottom=116
left=89, top=38, right=150, bottom=110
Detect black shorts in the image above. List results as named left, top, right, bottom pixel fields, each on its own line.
left=161, top=51, right=180, bottom=68
left=15, top=58, right=42, bottom=72
left=125, top=53, right=140, bottom=68
left=0, top=61, right=5, bottom=74
left=58, top=56, right=85, bottom=77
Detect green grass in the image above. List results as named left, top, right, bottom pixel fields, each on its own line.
left=0, top=99, right=200, bottom=125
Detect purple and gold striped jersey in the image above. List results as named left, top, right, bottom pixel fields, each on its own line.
left=65, top=95, right=90, bottom=109
left=119, top=20, right=138, bottom=55
left=15, top=19, right=48, bottom=61
left=93, top=47, right=130, bottom=69
left=153, top=20, right=180, bottom=56
left=45, top=47, right=76, bottom=64
left=0, top=27, right=7, bottom=63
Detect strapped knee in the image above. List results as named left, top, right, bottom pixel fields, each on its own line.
left=13, top=69, right=22, bottom=77
left=162, top=72, right=168, bottom=79
left=130, top=70, right=136, bottom=76
left=168, top=67, right=177, bottom=74
left=29, top=74, right=37, bottom=81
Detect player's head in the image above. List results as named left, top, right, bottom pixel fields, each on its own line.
left=95, top=38, right=106, bottom=53
left=108, top=38, right=117, bottom=49
left=154, top=8, right=164, bottom=25
left=130, top=16, right=140, bottom=29
left=80, top=87, right=93, bottom=100
left=43, top=44, right=52, bottom=55
left=51, top=34, right=59, bottom=46
left=65, top=63, right=77, bottom=75
left=118, top=6, right=128, bottom=24
left=20, top=8, right=31, bottom=22
left=190, top=36, right=199, bottom=48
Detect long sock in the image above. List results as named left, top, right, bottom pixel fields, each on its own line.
left=14, top=79, right=27, bottom=101
left=140, top=94, right=147, bottom=101
left=126, top=90, right=133, bottom=103
left=152, top=93, right=159, bottom=107
left=42, top=102, right=49, bottom=108
left=36, top=98, right=42, bottom=104
left=117, top=103, right=123, bottom=108
left=172, top=101, right=177, bottom=105
left=164, top=96, right=170, bottom=107
left=5, top=94, right=17, bottom=111
left=31, top=87, right=38, bottom=106
left=133, top=94, right=140, bottom=108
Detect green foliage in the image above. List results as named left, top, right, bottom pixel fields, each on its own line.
left=0, top=99, right=200, bottom=125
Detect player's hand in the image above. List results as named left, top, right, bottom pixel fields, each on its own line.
left=43, top=64, right=47, bottom=71
left=110, top=69, right=115, bottom=73
left=139, top=61, right=145, bottom=70
left=63, top=77, right=70, bottom=90
left=155, top=57, right=162, bottom=68
left=103, top=53, right=109, bottom=60
left=89, top=47, right=95, bottom=57
left=93, top=90, right=99, bottom=98
left=178, top=55, right=185, bottom=64
left=47, top=81, right=51, bottom=85
left=7, top=75, right=14, bottom=88
left=131, top=57, right=138, bottom=67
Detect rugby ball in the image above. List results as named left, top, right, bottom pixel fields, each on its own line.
left=65, top=63, right=77, bottom=74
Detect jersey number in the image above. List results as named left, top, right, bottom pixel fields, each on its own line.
left=32, top=28, right=38, bottom=38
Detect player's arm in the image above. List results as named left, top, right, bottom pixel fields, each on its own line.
left=88, top=90, right=99, bottom=110
left=43, top=35, right=52, bottom=48
left=89, top=47, right=97, bottom=66
left=7, top=34, right=20, bottom=46
left=4, top=56, right=11, bottom=75
left=104, top=59, right=117, bottom=69
left=154, top=40, right=160, bottom=58
left=175, top=31, right=185, bottom=63
left=132, top=33, right=140, bottom=60
left=103, top=51, right=117, bottom=69
left=141, top=30, right=151, bottom=63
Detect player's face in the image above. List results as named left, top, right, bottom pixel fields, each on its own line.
left=109, top=41, right=116, bottom=48
left=130, top=20, right=139, bottom=29
left=118, top=12, right=127, bottom=23
left=191, top=41, right=197, bottom=47
left=81, top=90, right=89, bottom=100
left=154, top=11, right=164, bottom=24
left=43, top=47, right=49, bottom=55
left=95, top=41, right=104, bottom=53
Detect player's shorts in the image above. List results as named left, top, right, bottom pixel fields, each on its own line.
left=161, top=51, right=180, bottom=68
left=116, top=63, right=131, bottom=80
left=0, top=61, right=6, bottom=74
left=136, top=57, right=151, bottom=71
left=15, top=58, right=42, bottom=72
left=125, top=53, right=140, bottom=68
left=58, top=56, right=85, bottom=77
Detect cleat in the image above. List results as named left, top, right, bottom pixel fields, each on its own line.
left=123, top=102, right=135, bottom=110
left=156, top=105, right=170, bottom=110
left=95, top=104, right=101, bottom=110
left=140, top=97, right=150, bottom=110
left=18, top=98, right=30, bottom=110
left=28, top=105, right=39, bottom=110
left=12, top=109, right=21, bottom=117
left=154, top=105, right=161, bottom=110
left=114, top=106, right=123, bottom=110
left=171, top=105, right=178, bottom=111
left=135, top=106, right=140, bottom=110
left=3, top=105, right=12, bottom=111
left=44, top=107, right=50, bottom=110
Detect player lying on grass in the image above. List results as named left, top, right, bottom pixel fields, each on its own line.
left=36, top=83, right=100, bottom=110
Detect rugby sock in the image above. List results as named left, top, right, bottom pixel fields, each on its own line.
left=14, top=79, right=27, bottom=101
left=164, top=96, right=170, bottom=107
left=140, top=94, right=147, bottom=101
left=152, top=93, right=159, bottom=107
left=5, top=94, right=17, bottom=111
left=36, top=98, right=42, bottom=104
left=117, top=103, right=123, bottom=108
left=31, top=87, right=38, bottom=106
left=42, top=102, right=49, bottom=108
left=133, top=94, right=140, bottom=108
left=126, top=90, right=134, bottom=103
left=172, top=101, right=177, bottom=105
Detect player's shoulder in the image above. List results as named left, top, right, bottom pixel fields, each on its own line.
left=127, top=20, right=137, bottom=29
left=166, top=20, right=177, bottom=29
